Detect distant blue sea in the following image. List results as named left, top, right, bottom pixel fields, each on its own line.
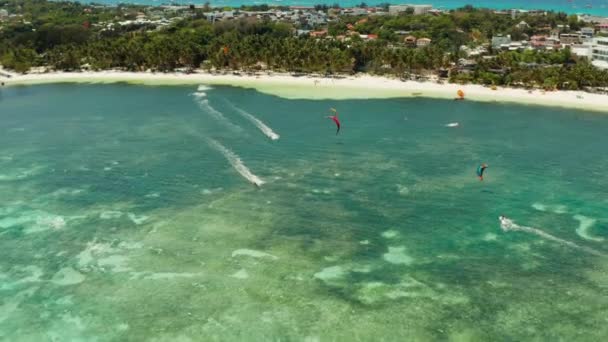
left=81, top=0, right=608, bottom=16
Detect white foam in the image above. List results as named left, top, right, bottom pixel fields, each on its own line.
left=117, top=323, right=130, bottom=331
left=207, top=139, right=265, bottom=186
left=574, top=215, right=603, bottom=242
left=142, top=272, right=199, bottom=280
left=499, top=216, right=604, bottom=256
left=201, top=187, right=223, bottom=195
left=197, top=85, right=212, bottom=91
left=531, top=202, right=567, bottom=214
left=396, top=184, right=410, bottom=195
left=230, top=104, right=280, bottom=140
left=0, top=166, right=43, bottom=181
left=50, top=188, right=84, bottom=197
left=445, top=122, right=459, bottom=127
left=100, top=211, right=123, bottom=219
left=0, top=213, right=34, bottom=229
left=127, top=213, right=149, bottom=225
left=60, top=313, right=86, bottom=330
left=383, top=246, right=414, bottom=265
left=76, top=241, right=116, bottom=268
left=5, top=211, right=68, bottom=234
left=553, top=205, right=568, bottom=214
left=231, top=249, right=278, bottom=260
left=145, top=192, right=160, bottom=198
left=195, top=99, right=241, bottom=131
left=382, top=230, right=399, bottom=239
left=313, top=266, right=346, bottom=281
left=483, top=233, right=498, bottom=241
left=304, top=337, right=321, bottom=342
left=531, top=203, right=546, bottom=211
left=51, top=267, right=86, bottom=286
left=117, top=241, right=144, bottom=250
left=98, top=255, right=131, bottom=272
left=55, top=296, right=74, bottom=306
left=36, top=215, right=66, bottom=230
left=231, top=269, right=250, bottom=279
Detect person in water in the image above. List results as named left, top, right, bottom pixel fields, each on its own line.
left=476, top=163, right=488, bottom=181
left=326, top=108, right=341, bottom=135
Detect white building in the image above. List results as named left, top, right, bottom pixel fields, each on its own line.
left=491, top=34, right=511, bottom=49
left=416, top=37, right=431, bottom=47
left=591, top=37, right=608, bottom=70
left=571, top=44, right=592, bottom=59
left=580, top=27, right=594, bottom=38
left=516, top=20, right=529, bottom=29
left=0, top=9, right=8, bottom=19
left=412, top=5, right=432, bottom=15
left=389, top=4, right=432, bottom=15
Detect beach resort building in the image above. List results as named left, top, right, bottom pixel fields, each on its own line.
left=388, top=4, right=433, bottom=15
left=591, top=37, right=608, bottom=70
left=580, top=27, right=595, bottom=38
left=491, top=34, right=511, bottom=50
left=404, top=35, right=417, bottom=47
left=460, top=45, right=488, bottom=57
left=342, top=8, right=369, bottom=16
left=0, top=9, right=8, bottom=20
left=516, top=21, right=529, bottom=30
left=559, top=33, right=582, bottom=46
left=530, top=35, right=561, bottom=50
left=416, top=37, right=431, bottom=47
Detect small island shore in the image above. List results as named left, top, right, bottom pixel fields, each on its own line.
left=3, top=70, right=608, bottom=112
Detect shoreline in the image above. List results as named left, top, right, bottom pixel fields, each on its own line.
left=3, top=70, right=608, bottom=112
left=48, top=2, right=608, bottom=16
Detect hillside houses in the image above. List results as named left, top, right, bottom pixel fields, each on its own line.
left=388, top=4, right=433, bottom=15
left=203, top=8, right=329, bottom=28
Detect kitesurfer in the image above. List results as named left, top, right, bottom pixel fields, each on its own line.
left=326, top=108, right=341, bottom=135
left=476, top=163, right=488, bottom=181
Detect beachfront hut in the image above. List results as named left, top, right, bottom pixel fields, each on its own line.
left=416, top=38, right=431, bottom=47
left=404, top=35, right=417, bottom=47
left=516, top=20, right=529, bottom=29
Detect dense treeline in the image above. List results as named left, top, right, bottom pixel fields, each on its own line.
left=1, top=0, right=608, bottom=90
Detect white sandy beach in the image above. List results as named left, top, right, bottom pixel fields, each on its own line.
left=2, top=69, right=608, bottom=112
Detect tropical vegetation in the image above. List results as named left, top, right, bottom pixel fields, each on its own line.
left=1, top=0, right=608, bottom=91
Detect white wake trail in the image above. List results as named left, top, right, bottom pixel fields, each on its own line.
left=207, top=138, right=264, bottom=187
left=229, top=104, right=280, bottom=140
left=499, top=216, right=604, bottom=256
left=191, top=90, right=241, bottom=131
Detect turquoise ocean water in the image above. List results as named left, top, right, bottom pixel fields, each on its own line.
left=73, top=0, right=608, bottom=16
left=0, top=83, right=607, bottom=340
